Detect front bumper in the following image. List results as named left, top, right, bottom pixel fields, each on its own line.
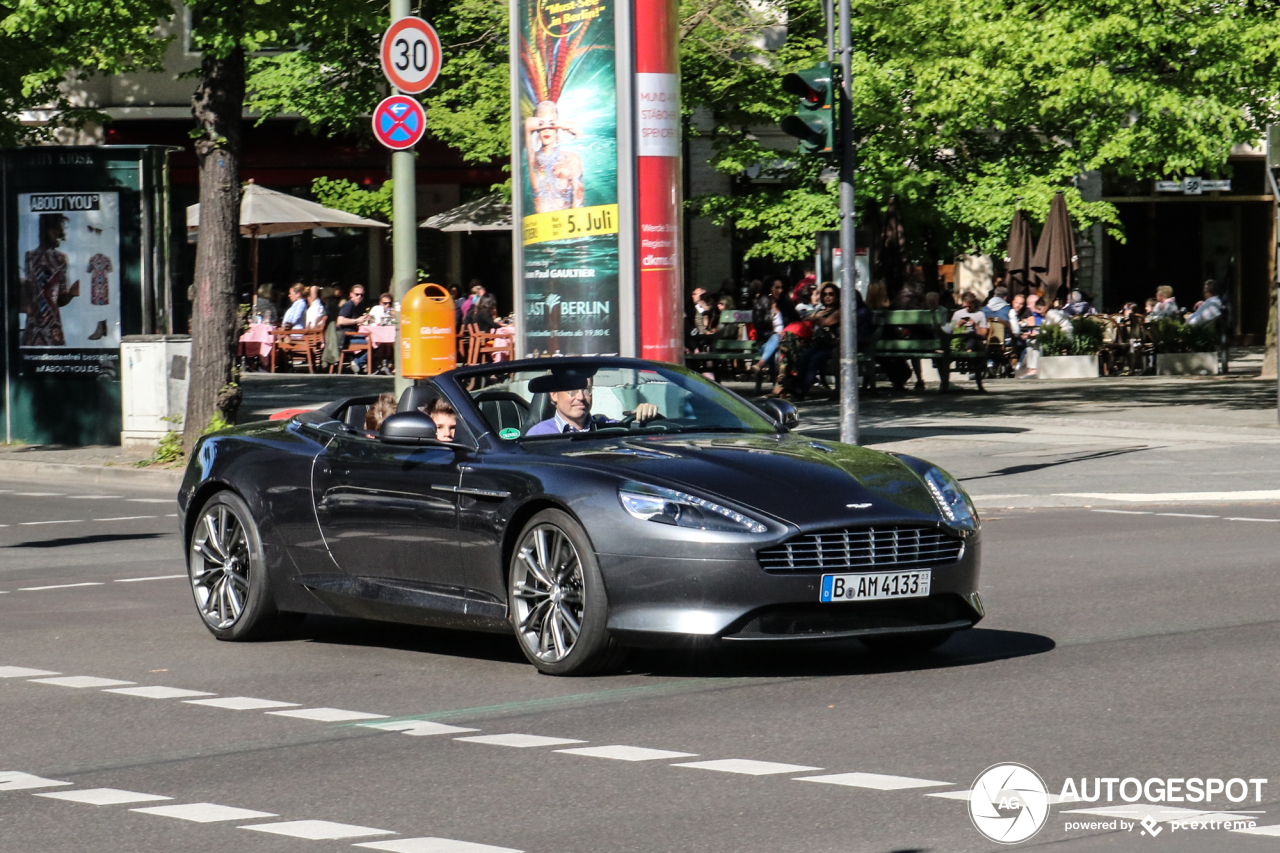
left=598, top=535, right=982, bottom=647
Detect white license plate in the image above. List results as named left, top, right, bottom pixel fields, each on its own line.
left=820, top=570, right=931, bottom=602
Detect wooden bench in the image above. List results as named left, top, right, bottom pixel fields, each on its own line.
left=869, top=309, right=987, bottom=392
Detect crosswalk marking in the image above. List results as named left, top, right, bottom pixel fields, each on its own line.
left=185, top=696, right=298, bottom=710
left=239, top=819, right=394, bottom=840
left=357, top=839, right=524, bottom=853
left=0, top=667, right=59, bottom=678
left=104, top=686, right=214, bottom=700
left=454, top=734, right=585, bottom=748
left=1062, top=804, right=1251, bottom=822
left=797, top=772, right=951, bottom=790
left=362, top=721, right=478, bottom=736
left=673, top=759, right=822, bottom=776
left=29, top=676, right=134, bottom=688
left=1235, top=825, right=1280, bottom=836
left=555, top=745, right=697, bottom=762
left=132, top=803, right=278, bottom=822
left=0, top=771, right=71, bottom=791
left=37, top=788, right=171, bottom=805
left=928, top=789, right=1080, bottom=804
left=267, top=707, right=388, bottom=722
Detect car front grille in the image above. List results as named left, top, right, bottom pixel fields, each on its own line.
left=758, top=526, right=963, bottom=574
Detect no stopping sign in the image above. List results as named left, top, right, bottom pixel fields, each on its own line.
left=380, top=16, right=442, bottom=94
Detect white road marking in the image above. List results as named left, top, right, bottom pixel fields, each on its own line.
left=358, top=839, right=523, bottom=853
left=555, top=745, right=697, bottom=762
left=94, top=516, right=157, bottom=522
left=13, top=492, right=65, bottom=497
left=455, top=734, right=586, bottom=748
left=38, top=788, right=172, bottom=805
left=267, top=707, right=388, bottom=722
left=240, top=820, right=394, bottom=840
left=1226, top=517, right=1280, bottom=523
left=928, top=789, right=1079, bottom=804
left=30, top=676, right=134, bottom=688
left=19, top=582, right=103, bottom=591
left=797, top=772, right=951, bottom=790
left=19, top=520, right=83, bottom=526
left=1156, top=513, right=1218, bottom=519
left=132, top=803, right=278, bottom=822
left=673, top=759, right=822, bottom=776
left=970, top=494, right=1030, bottom=500
left=67, top=496, right=122, bottom=500
left=1058, top=489, right=1280, bottom=502
left=104, top=686, right=215, bottom=700
left=1062, top=804, right=1246, bottom=822
left=127, top=499, right=173, bottom=504
left=0, top=667, right=60, bottom=678
left=166, top=513, right=178, bottom=517
left=0, top=772, right=72, bottom=791
left=1091, top=509, right=1153, bottom=515
left=1235, top=825, right=1280, bottom=836
left=362, top=721, right=479, bottom=736
left=185, top=697, right=299, bottom=711
left=115, top=574, right=187, bottom=583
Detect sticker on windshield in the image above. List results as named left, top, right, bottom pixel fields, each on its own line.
left=500, top=428, right=521, bottom=440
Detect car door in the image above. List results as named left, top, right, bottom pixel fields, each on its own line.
left=313, top=430, right=462, bottom=585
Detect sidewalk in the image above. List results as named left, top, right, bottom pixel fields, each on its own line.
left=3, top=369, right=1277, bottom=503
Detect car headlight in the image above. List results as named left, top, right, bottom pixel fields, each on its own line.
left=618, top=481, right=768, bottom=534
left=922, top=466, right=979, bottom=530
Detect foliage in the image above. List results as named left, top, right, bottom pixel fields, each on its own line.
left=205, top=411, right=233, bottom=434
left=686, top=0, right=1280, bottom=263
left=1038, top=317, right=1105, bottom=355
left=1036, top=324, right=1072, bottom=356
left=0, top=0, right=173, bottom=145
left=311, top=177, right=394, bottom=223
left=1149, top=318, right=1219, bottom=354
left=137, top=415, right=185, bottom=467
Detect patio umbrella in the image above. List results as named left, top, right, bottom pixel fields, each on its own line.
left=1030, top=191, right=1078, bottom=308
left=1004, top=208, right=1034, bottom=297
left=186, top=181, right=389, bottom=288
left=420, top=193, right=512, bottom=232
left=875, top=195, right=910, bottom=296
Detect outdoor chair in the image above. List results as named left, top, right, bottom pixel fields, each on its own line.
left=985, top=320, right=1017, bottom=378
left=337, top=333, right=374, bottom=375
left=272, top=320, right=326, bottom=373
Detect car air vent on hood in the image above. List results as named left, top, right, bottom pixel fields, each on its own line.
left=759, top=526, right=963, bottom=573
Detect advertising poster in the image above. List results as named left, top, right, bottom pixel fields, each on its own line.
left=16, top=192, right=121, bottom=377
left=518, top=0, right=620, bottom=355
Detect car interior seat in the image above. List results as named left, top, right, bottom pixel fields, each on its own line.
left=472, top=391, right=528, bottom=436
left=397, top=385, right=438, bottom=413
left=344, top=405, right=368, bottom=431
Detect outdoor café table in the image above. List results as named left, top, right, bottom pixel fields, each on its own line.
left=492, top=325, right=515, bottom=362
left=357, top=323, right=398, bottom=348
left=238, top=323, right=276, bottom=366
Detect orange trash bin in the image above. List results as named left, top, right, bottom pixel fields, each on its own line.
left=399, top=283, right=457, bottom=378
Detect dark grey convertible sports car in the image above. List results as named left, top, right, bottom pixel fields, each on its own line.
left=179, top=357, right=982, bottom=675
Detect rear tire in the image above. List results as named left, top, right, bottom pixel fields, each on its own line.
left=508, top=509, right=625, bottom=676
left=861, top=629, right=954, bottom=655
left=186, top=491, right=282, bottom=641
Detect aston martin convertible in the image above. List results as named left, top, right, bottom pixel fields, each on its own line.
left=178, top=357, right=983, bottom=675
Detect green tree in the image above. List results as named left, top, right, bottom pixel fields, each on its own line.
left=0, top=0, right=172, bottom=145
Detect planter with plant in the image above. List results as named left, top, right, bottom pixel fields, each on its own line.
left=1035, top=318, right=1102, bottom=379
left=1149, top=319, right=1220, bottom=375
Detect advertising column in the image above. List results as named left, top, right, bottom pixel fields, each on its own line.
left=634, top=0, right=683, bottom=363
left=515, top=0, right=621, bottom=356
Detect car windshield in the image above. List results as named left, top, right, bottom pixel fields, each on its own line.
left=462, top=363, right=779, bottom=440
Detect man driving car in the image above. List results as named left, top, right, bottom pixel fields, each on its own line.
left=526, top=372, right=659, bottom=436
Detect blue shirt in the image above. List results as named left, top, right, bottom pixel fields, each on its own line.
left=283, top=298, right=305, bottom=327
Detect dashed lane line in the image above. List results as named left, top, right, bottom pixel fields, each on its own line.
left=0, top=667, right=59, bottom=678
left=132, top=802, right=278, bottom=823
left=267, top=708, right=388, bottom=723
left=797, top=772, right=952, bottom=790
left=115, top=574, right=187, bottom=583
left=362, top=721, right=477, bottom=736
left=241, top=820, right=395, bottom=841
left=672, top=759, right=823, bottom=776
left=94, top=515, right=157, bottom=522
left=1092, top=509, right=1153, bottom=515
left=358, top=840, right=523, bottom=853
left=185, top=696, right=299, bottom=710
left=12, top=492, right=65, bottom=497
left=28, top=676, right=134, bottom=689
left=104, top=686, right=215, bottom=700
left=0, top=772, right=71, bottom=791
left=1157, top=512, right=1219, bottom=519
left=18, top=582, right=103, bottom=591
left=555, top=745, right=696, bottom=762
left=19, top=520, right=84, bottom=526
left=1091, top=509, right=1280, bottom=523
left=454, top=734, right=584, bottom=748
left=1226, top=517, right=1280, bottom=523
left=66, top=495, right=123, bottom=500
left=37, top=788, right=171, bottom=805
left=126, top=498, right=174, bottom=504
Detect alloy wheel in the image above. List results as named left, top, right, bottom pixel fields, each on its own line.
left=511, top=524, right=585, bottom=663
left=189, top=502, right=253, bottom=630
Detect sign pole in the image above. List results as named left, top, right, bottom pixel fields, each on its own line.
left=390, top=0, right=416, bottom=399
left=837, top=0, right=859, bottom=445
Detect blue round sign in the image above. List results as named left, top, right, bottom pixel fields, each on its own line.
left=372, top=95, right=426, bottom=150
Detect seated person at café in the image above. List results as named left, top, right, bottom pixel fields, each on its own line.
left=282, top=283, right=307, bottom=328
left=253, top=283, right=279, bottom=325
left=1187, top=279, right=1224, bottom=326
left=526, top=369, right=660, bottom=436
left=949, top=292, right=989, bottom=348
left=1149, top=285, right=1181, bottom=320
left=368, top=292, right=395, bottom=324
left=423, top=397, right=458, bottom=443
left=336, top=284, right=371, bottom=373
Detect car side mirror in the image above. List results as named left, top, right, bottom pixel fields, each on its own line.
left=378, top=411, right=438, bottom=445
left=760, top=398, right=799, bottom=430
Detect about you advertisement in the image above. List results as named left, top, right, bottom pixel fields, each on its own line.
left=518, top=0, right=620, bottom=355
left=17, top=192, right=121, bottom=377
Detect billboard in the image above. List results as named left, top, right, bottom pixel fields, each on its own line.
left=16, top=191, right=121, bottom=377
left=516, top=0, right=621, bottom=355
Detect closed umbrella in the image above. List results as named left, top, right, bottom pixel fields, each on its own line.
left=186, top=181, right=389, bottom=288
left=875, top=195, right=910, bottom=296
left=1030, top=192, right=1078, bottom=308
left=1004, top=208, right=1034, bottom=297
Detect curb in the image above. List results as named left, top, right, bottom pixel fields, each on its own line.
left=0, top=459, right=183, bottom=489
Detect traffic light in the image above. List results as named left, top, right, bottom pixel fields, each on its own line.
left=780, top=62, right=834, bottom=157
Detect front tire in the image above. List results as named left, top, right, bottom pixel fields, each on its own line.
left=508, top=509, right=625, bottom=675
left=186, top=490, right=282, bottom=641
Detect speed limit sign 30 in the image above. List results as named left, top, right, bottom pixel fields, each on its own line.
left=380, top=16, right=442, bottom=94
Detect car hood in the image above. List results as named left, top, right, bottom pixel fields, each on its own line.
left=527, top=432, right=941, bottom=530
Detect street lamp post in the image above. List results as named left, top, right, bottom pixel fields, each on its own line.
left=837, top=0, right=859, bottom=445
left=390, top=0, right=417, bottom=399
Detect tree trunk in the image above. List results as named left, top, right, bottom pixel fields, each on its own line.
left=184, top=46, right=245, bottom=450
